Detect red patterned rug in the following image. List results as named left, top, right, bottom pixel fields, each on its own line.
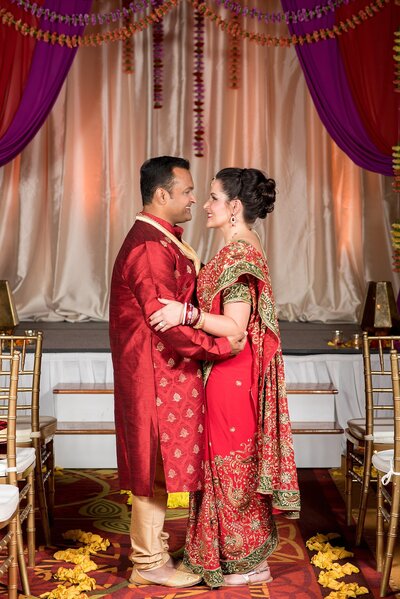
left=1, top=469, right=382, bottom=598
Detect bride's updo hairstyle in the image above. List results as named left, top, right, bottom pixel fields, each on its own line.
left=215, top=167, right=276, bottom=224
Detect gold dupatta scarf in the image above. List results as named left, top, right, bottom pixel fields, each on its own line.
left=135, top=214, right=201, bottom=275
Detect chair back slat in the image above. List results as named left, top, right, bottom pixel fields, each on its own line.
left=362, top=332, right=400, bottom=436
left=0, top=332, right=43, bottom=428
left=390, top=349, right=400, bottom=473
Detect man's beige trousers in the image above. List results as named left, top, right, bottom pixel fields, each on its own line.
left=129, top=449, right=170, bottom=570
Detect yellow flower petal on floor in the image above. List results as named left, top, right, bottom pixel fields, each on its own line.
left=318, top=570, right=343, bottom=586
left=311, top=552, right=336, bottom=569
left=323, top=582, right=368, bottom=597
left=55, top=566, right=96, bottom=590
left=329, top=562, right=359, bottom=575
left=40, top=584, right=89, bottom=599
left=321, top=543, right=353, bottom=558
left=120, top=489, right=133, bottom=505
left=53, top=549, right=97, bottom=572
left=353, top=464, right=378, bottom=479
left=306, top=532, right=340, bottom=551
left=62, top=530, right=110, bottom=552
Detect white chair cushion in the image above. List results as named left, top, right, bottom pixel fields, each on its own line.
left=346, top=418, right=394, bottom=444
left=0, top=416, right=57, bottom=444
left=0, top=485, right=19, bottom=521
left=0, top=447, right=36, bottom=476
left=372, top=449, right=395, bottom=474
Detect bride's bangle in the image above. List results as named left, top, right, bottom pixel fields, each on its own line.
left=181, top=302, right=187, bottom=325
left=193, top=310, right=206, bottom=330
left=191, top=307, right=201, bottom=327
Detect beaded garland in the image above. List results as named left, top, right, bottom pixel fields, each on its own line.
left=1, top=0, right=387, bottom=48
left=193, top=8, right=205, bottom=156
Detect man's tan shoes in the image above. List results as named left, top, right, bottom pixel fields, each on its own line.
left=130, top=561, right=201, bottom=588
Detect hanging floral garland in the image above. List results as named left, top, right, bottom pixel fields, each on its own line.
left=214, top=0, right=355, bottom=24
left=190, top=0, right=389, bottom=47
left=153, top=0, right=164, bottom=108
left=11, top=0, right=357, bottom=27
left=122, top=0, right=135, bottom=73
left=227, top=15, right=240, bottom=88
left=1, top=0, right=387, bottom=48
left=394, top=28, right=400, bottom=96
left=10, top=0, right=161, bottom=25
left=193, top=9, right=205, bottom=156
left=0, top=0, right=179, bottom=47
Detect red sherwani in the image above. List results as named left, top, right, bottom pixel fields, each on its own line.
left=109, top=214, right=231, bottom=496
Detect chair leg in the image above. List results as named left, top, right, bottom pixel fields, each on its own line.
left=16, top=514, right=30, bottom=596
left=35, top=441, right=51, bottom=546
left=47, top=439, right=55, bottom=525
left=376, top=474, right=384, bottom=572
left=8, top=516, right=18, bottom=599
left=356, top=442, right=373, bottom=545
left=380, top=479, right=400, bottom=597
left=345, top=439, right=354, bottom=526
left=26, top=470, right=36, bottom=567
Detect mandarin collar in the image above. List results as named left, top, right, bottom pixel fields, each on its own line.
left=141, top=212, right=184, bottom=240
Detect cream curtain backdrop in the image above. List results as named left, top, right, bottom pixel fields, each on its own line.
left=0, top=0, right=396, bottom=322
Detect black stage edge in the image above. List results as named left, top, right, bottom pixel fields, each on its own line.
left=14, top=321, right=362, bottom=355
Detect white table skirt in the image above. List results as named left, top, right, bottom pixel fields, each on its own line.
left=38, top=351, right=366, bottom=429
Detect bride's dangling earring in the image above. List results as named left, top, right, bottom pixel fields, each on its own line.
left=230, top=214, right=236, bottom=226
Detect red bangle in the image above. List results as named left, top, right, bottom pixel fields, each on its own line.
left=191, top=307, right=201, bottom=327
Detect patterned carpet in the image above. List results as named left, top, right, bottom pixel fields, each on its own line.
left=0, top=469, right=383, bottom=598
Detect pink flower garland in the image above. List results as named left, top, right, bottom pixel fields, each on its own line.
left=193, top=9, right=205, bottom=156
left=10, top=0, right=160, bottom=25
left=122, top=0, right=135, bottom=73
left=214, top=0, right=354, bottom=23
left=153, top=0, right=164, bottom=108
left=190, top=0, right=389, bottom=47
left=228, top=15, right=240, bottom=88
left=11, top=0, right=356, bottom=26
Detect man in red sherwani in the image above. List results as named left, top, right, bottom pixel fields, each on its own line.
left=109, top=156, right=245, bottom=588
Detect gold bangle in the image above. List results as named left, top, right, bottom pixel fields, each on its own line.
left=193, top=310, right=206, bottom=329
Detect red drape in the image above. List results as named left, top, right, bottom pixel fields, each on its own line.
left=0, top=1, right=44, bottom=137
left=336, top=0, right=399, bottom=155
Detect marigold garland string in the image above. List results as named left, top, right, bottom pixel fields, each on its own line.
left=1, top=0, right=387, bottom=48
left=0, top=0, right=179, bottom=47
left=122, top=0, right=135, bottom=73
left=191, top=0, right=389, bottom=47
left=153, top=0, right=164, bottom=108
left=193, top=8, right=205, bottom=156
left=228, top=14, right=241, bottom=88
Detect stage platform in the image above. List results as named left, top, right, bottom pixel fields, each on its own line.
left=14, top=320, right=362, bottom=355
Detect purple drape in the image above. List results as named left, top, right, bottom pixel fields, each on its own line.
left=0, top=0, right=92, bottom=167
left=280, top=0, right=393, bottom=176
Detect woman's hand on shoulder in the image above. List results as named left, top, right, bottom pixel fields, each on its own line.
left=149, top=298, right=184, bottom=332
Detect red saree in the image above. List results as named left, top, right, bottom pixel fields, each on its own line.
left=184, top=240, right=300, bottom=587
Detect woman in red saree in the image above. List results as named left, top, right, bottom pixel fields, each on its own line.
left=150, top=168, right=300, bottom=587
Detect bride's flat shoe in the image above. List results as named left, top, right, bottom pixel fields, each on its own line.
left=222, top=561, right=273, bottom=587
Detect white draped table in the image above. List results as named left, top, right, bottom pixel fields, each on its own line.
left=37, top=352, right=368, bottom=468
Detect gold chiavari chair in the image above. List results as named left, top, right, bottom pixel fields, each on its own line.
left=0, top=352, right=22, bottom=598
left=372, top=347, right=400, bottom=597
left=0, top=332, right=57, bottom=546
left=345, top=333, right=398, bottom=545
left=0, top=351, right=34, bottom=597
